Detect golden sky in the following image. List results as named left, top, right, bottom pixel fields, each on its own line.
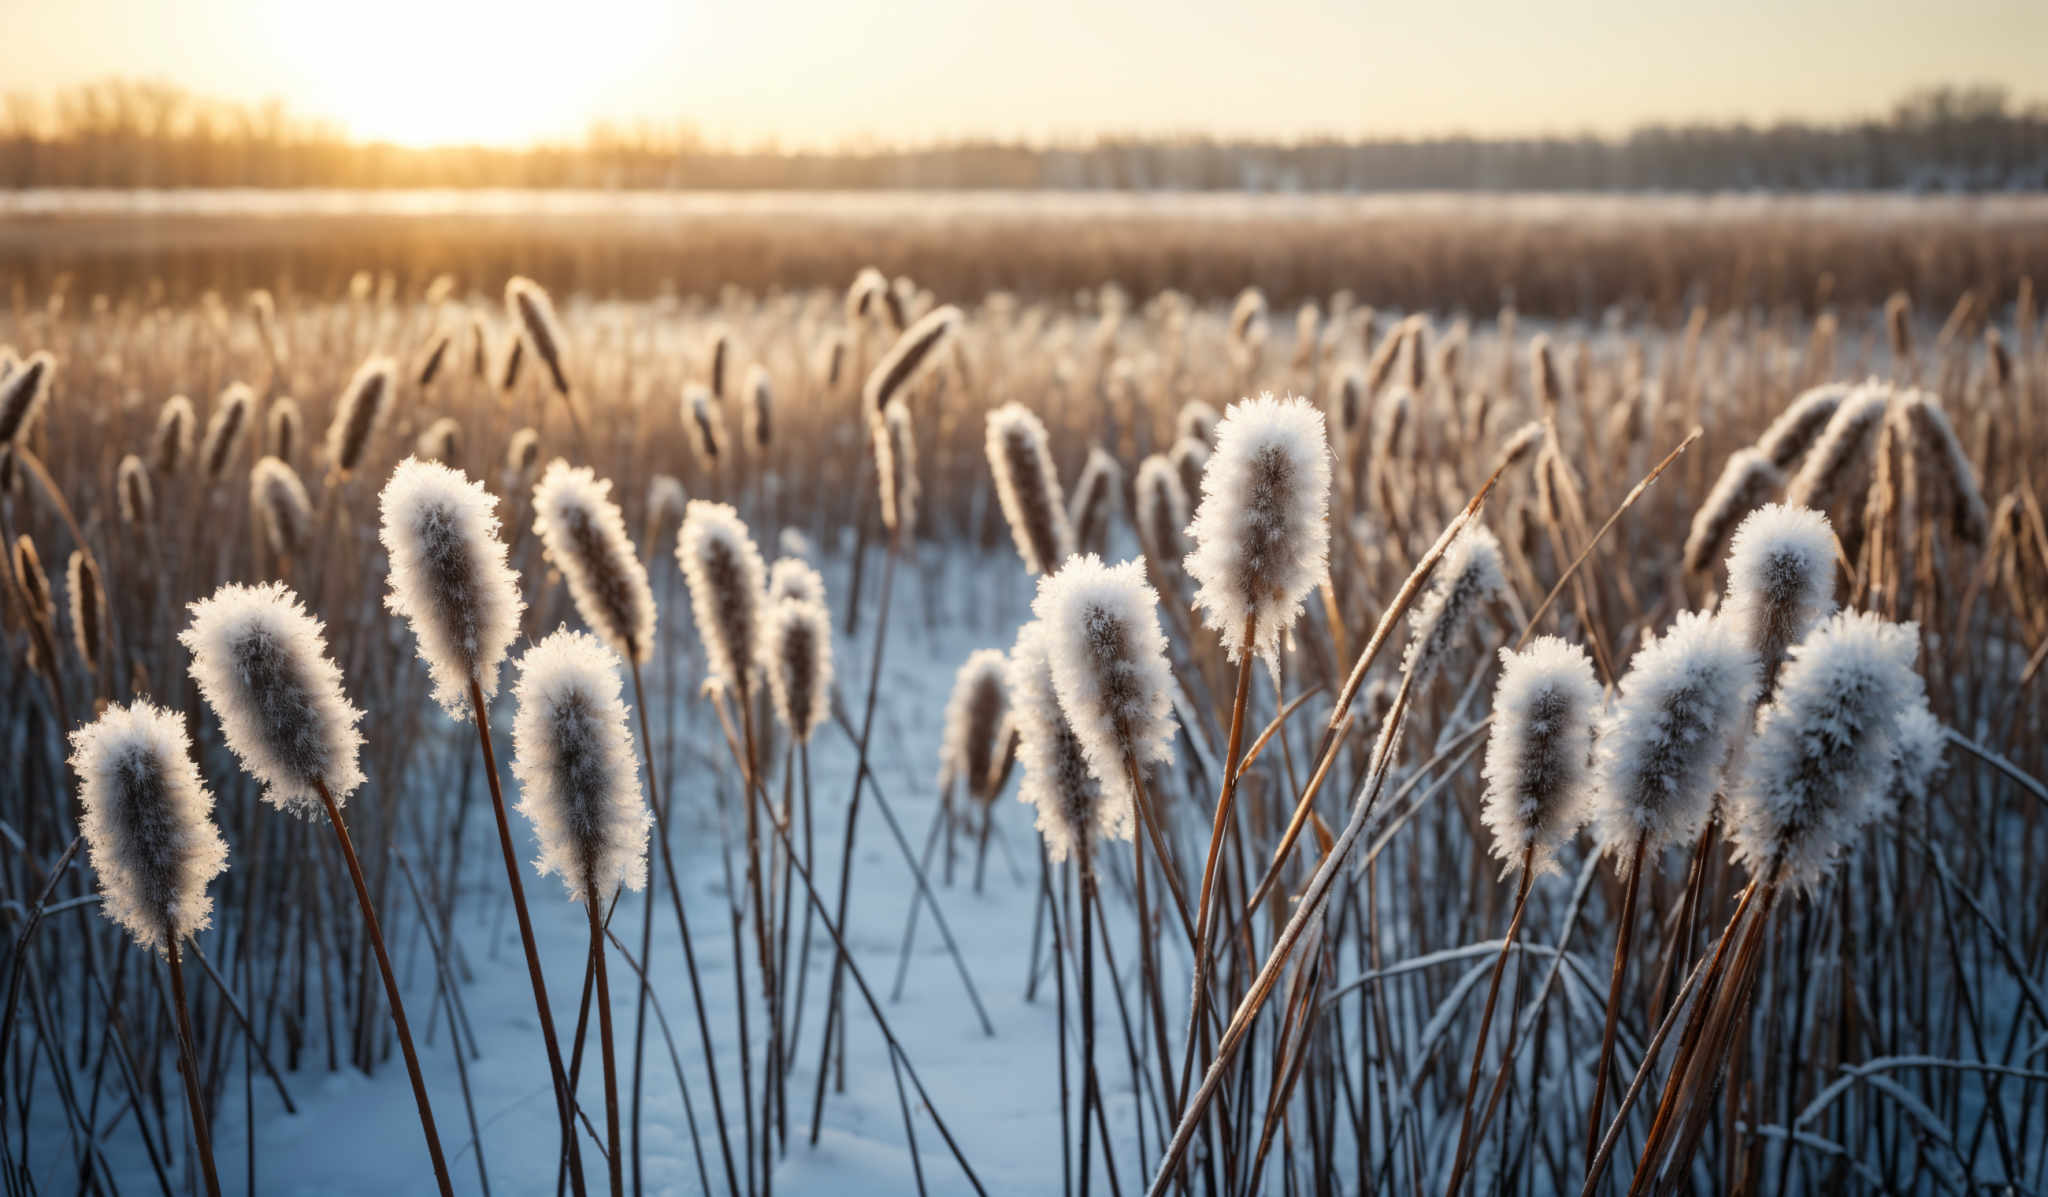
left=5, top=0, right=2043, bottom=147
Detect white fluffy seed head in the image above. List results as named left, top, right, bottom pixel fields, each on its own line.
left=1007, top=620, right=1127, bottom=864
left=1402, top=524, right=1507, bottom=689
left=1482, top=636, right=1601, bottom=876
left=1185, top=394, right=1333, bottom=664
left=986, top=402, right=1072, bottom=574
left=181, top=581, right=366, bottom=814
left=676, top=500, right=767, bottom=691
left=510, top=629, right=651, bottom=904
left=1134, top=452, right=1190, bottom=566
left=532, top=460, right=657, bottom=663
left=1722, top=503, right=1837, bottom=692
left=1594, top=611, right=1758, bottom=857
left=1887, top=702, right=1947, bottom=810
left=116, top=454, right=153, bottom=526
left=325, top=356, right=395, bottom=477
left=70, top=701, right=229, bottom=953
left=767, top=556, right=826, bottom=607
left=250, top=455, right=314, bottom=558
left=200, top=382, right=253, bottom=481
left=760, top=598, right=833, bottom=743
left=683, top=382, right=725, bottom=466
left=1683, top=448, right=1784, bottom=575
left=939, top=650, right=1010, bottom=798
left=1031, top=555, right=1178, bottom=809
left=1726, top=611, right=1922, bottom=894
left=379, top=457, right=525, bottom=717
left=154, top=395, right=196, bottom=476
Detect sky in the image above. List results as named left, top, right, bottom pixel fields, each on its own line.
left=3, top=0, right=2043, bottom=148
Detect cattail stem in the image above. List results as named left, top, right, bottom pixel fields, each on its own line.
left=1077, top=854, right=1099, bottom=1197
left=585, top=886, right=625, bottom=1197
left=164, top=940, right=224, bottom=1197
left=312, top=777, right=454, bottom=1197
left=1442, top=845, right=1535, bottom=1196
left=1585, top=833, right=1648, bottom=1168
left=1045, top=846, right=1074, bottom=1197
left=467, top=678, right=585, bottom=1197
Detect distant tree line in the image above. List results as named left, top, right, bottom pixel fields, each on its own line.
left=2, top=79, right=2043, bottom=191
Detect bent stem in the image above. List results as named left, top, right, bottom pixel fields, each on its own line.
left=1442, top=845, right=1536, bottom=1197
left=1585, top=833, right=1648, bottom=1168
left=164, top=939, right=223, bottom=1197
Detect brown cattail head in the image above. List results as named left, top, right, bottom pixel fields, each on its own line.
left=506, top=276, right=571, bottom=395
left=151, top=397, right=194, bottom=475
left=505, top=427, right=541, bottom=485
left=706, top=326, right=731, bottom=402
left=873, top=400, right=920, bottom=537
left=416, top=417, right=461, bottom=465
left=1884, top=291, right=1912, bottom=364
left=1067, top=447, right=1123, bottom=557
left=1684, top=447, right=1784, bottom=574
left=866, top=306, right=961, bottom=413
left=846, top=267, right=889, bottom=327
left=1756, top=383, right=1847, bottom=472
left=200, top=383, right=253, bottom=481
left=266, top=397, right=301, bottom=464
left=684, top=381, right=724, bottom=466
left=417, top=329, right=452, bottom=388
left=1895, top=391, right=1990, bottom=546
left=1530, top=334, right=1561, bottom=419
left=986, top=403, right=1072, bottom=574
left=744, top=363, right=773, bottom=450
left=116, top=455, right=154, bottom=527
left=500, top=333, right=525, bottom=392
left=325, top=356, right=394, bottom=478
left=1985, top=328, right=2012, bottom=391
left=12, top=534, right=54, bottom=646
left=1785, top=384, right=1888, bottom=515
left=0, top=350, right=52, bottom=447
left=251, top=456, right=314, bottom=558
left=65, top=550, right=103, bottom=674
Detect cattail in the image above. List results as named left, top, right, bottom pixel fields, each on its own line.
left=705, top=326, right=731, bottom=402
left=676, top=500, right=767, bottom=690
left=881, top=283, right=911, bottom=333
left=416, top=417, right=461, bottom=464
left=1895, top=391, right=1989, bottom=546
left=846, top=267, right=889, bottom=326
left=424, top=274, right=456, bottom=306
left=939, top=649, right=1010, bottom=797
left=779, top=527, right=814, bottom=560
left=500, top=334, right=525, bottom=392
left=200, top=383, right=252, bottom=481
left=1683, top=448, right=1784, bottom=574
left=1031, top=555, right=1177, bottom=805
left=743, top=363, right=773, bottom=449
left=683, top=381, right=724, bottom=466
left=1134, top=453, right=1190, bottom=566
left=1726, top=611, right=1922, bottom=893
left=417, top=329, right=452, bottom=388
left=180, top=581, right=366, bottom=813
left=1330, top=364, right=1368, bottom=452
left=819, top=331, right=849, bottom=390
left=70, top=702, right=229, bottom=953
left=1007, top=619, right=1124, bottom=863
left=1067, top=447, right=1123, bottom=555
left=14, top=534, right=52, bottom=624
left=645, top=474, right=686, bottom=551
left=65, top=550, right=103, bottom=673
left=117, top=454, right=153, bottom=526
left=1784, top=385, right=1887, bottom=513
left=1401, top=524, right=1507, bottom=689
left=1888, top=702, right=1947, bottom=809
left=1721, top=503, right=1837, bottom=691
left=325, top=356, right=395, bottom=478
left=266, top=396, right=301, bottom=463
left=532, top=461, right=656, bottom=663
left=505, top=427, right=541, bottom=483
left=760, top=596, right=833, bottom=743
left=154, top=395, right=196, bottom=475
left=872, top=399, right=920, bottom=537
left=1373, top=386, right=1413, bottom=462
left=1985, top=328, right=2012, bottom=390
left=509, top=629, right=651, bottom=903
left=1481, top=636, right=1601, bottom=875
left=1754, top=383, right=1847, bottom=471
left=1593, top=611, right=1756, bottom=859
left=1229, top=287, right=1267, bottom=349
left=1184, top=394, right=1332, bottom=663
left=865, top=305, right=961, bottom=413
left=1401, top=318, right=1431, bottom=392
left=0, top=350, right=51, bottom=446
left=250, top=456, right=313, bottom=558
left=379, top=458, right=525, bottom=716
left=1362, top=324, right=1402, bottom=395
left=1169, top=435, right=1211, bottom=500
left=767, top=556, right=826, bottom=607
left=1487, top=419, right=1545, bottom=479
left=986, top=402, right=1073, bottom=574
left=1177, top=400, right=1220, bottom=446
left=250, top=288, right=288, bottom=367
left=1884, top=292, right=1912, bottom=363
left=506, top=277, right=572, bottom=395
left=1530, top=335, right=1561, bottom=417
left=470, top=315, right=491, bottom=379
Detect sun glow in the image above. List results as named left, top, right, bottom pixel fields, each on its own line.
left=257, top=0, right=682, bottom=147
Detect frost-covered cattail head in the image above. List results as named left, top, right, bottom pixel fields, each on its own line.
left=250, top=455, right=313, bottom=558
left=1894, top=391, right=1989, bottom=546
left=1594, top=612, right=1757, bottom=858
left=500, top=335, right=525, bottom=392
left=510, top=630, right=651, bottom=903
left=683, top=381, right=724, bottom=466
left=1177, top=400, right=1220, bottom=447
left=1185, top=394, right=1332, bottom=664
left=70, top=702, right=229, bottom=953
left=1482, top=636, right=1601, bottom=876
left=1007, top=620, right=1126, bottom=864
left=325, top=356, right=395, bottom=478
left=13, top=534, right=52, bottom=626
left=153, top=395, right=196, bottom=476
left=1134, top=452, right=1190, bottom=567
left=266, top=396, right=301, bottom=463
left=986, top=403, right=1072, bottom=575
left=1755, top=383, right=1846, bottom=472
left=846, top=267, right=889, bottom=327
left=416, top=330, right=452, bottom=388
left=504, top=427, right=541, bottom=485
left=743, top=363, right=773, bottom=449
left=939, top=650, right=1010, bottom=799
left=116, top=454, right=153, bottom=527
left=1067, top=447, right=1123, bottom=556
left=1401, top=524, right=1507, bottom=689
left=866, top=305, right=960, bottom=413
left=181, top=581, right=366, bottom=814
left=1784, top=385, right=1887, bottom=514
left=506, top=276, right=571, bottom=395
left=1887, top=702, right=1947, bottom=811
left=760, top=597, right=832, bottom=743
left=66, top=550, right=103, bottom=673
left=676, top=500, right=767, bottom=691
left=532, top=461, right=656, bottom=663
left=1721, top=503, right=1836, bottom=692
left=644, top=474, right=686, bottom=552
left=1031, top=555, right=1177, bottom=805
left=0, top=350, right=52, bottom=447
left=1726, top=611, right=1921, bottom=893
left=872, top=400, right=920, bottom=537
left=767, top=556, right=826, bottom=607
left=416, top=416, right=461, bottom=465
left=706, top=326, right=731, bottom=401
left=380, top=457, right=524, bottom=716
left=1684, top=448, right=1784, bottom=575
left=200, top=383, right=253, bottom=481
